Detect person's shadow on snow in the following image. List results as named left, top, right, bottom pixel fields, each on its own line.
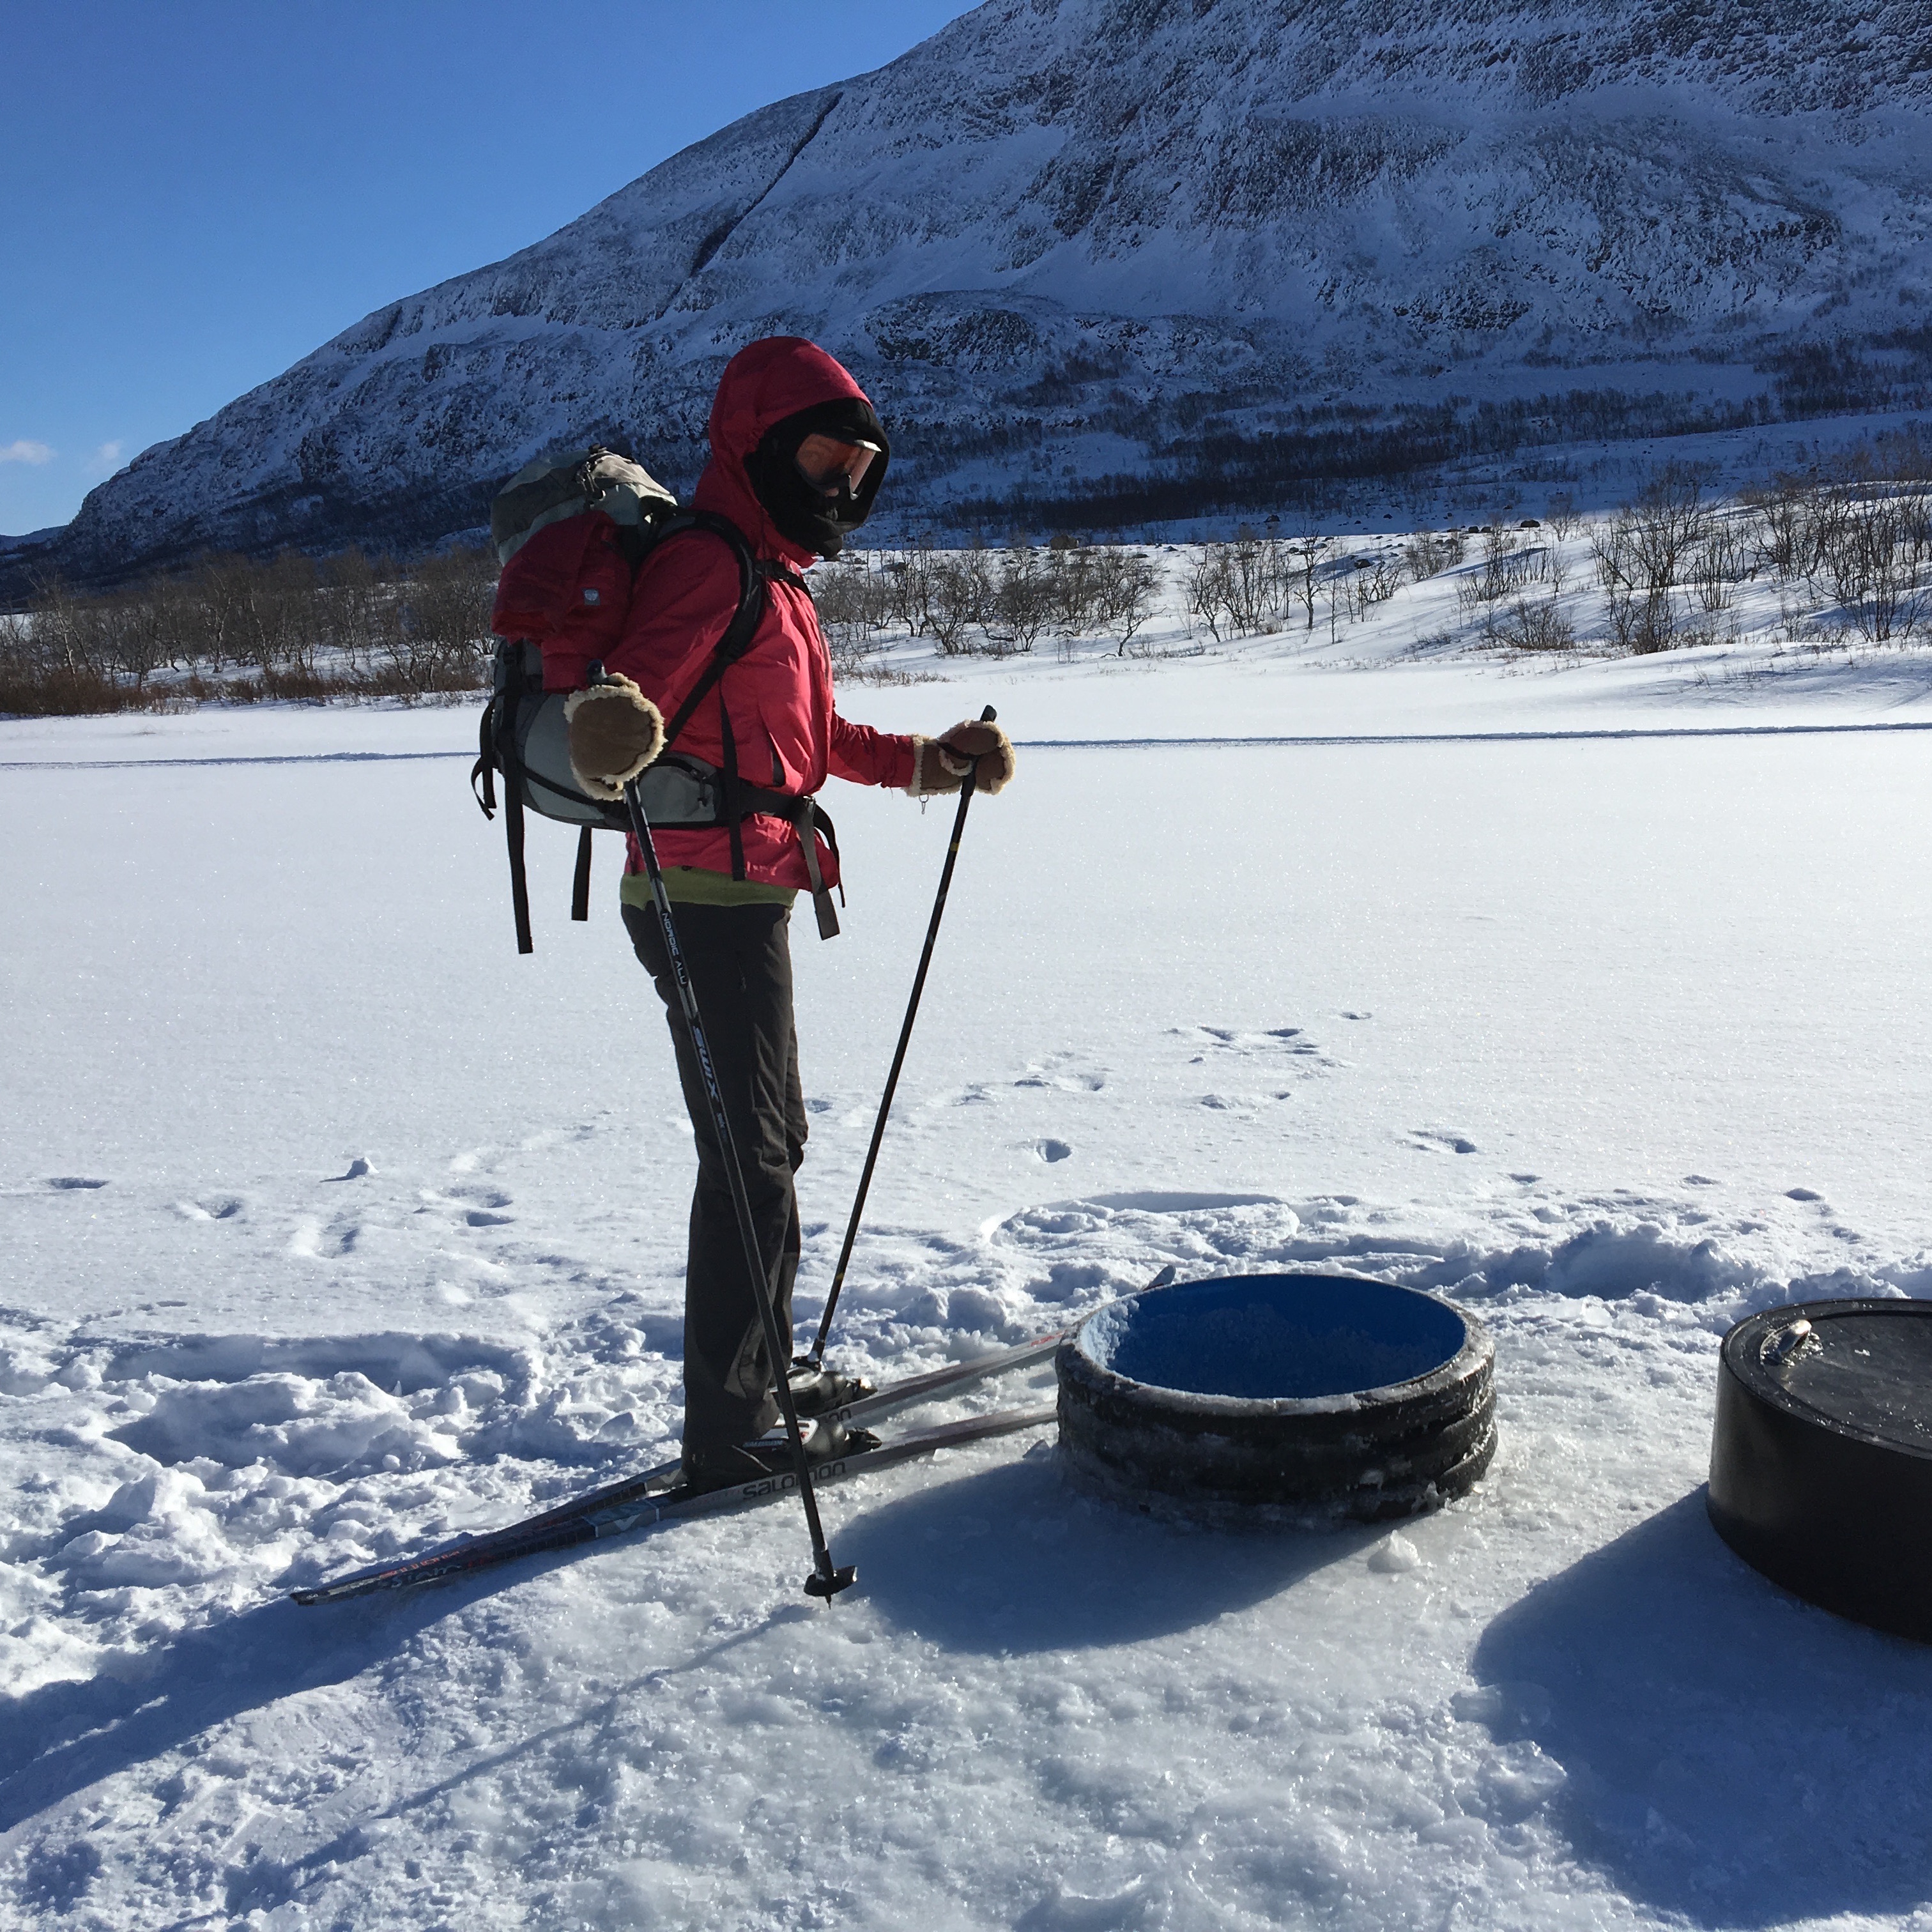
left=1469, top=1489, right=1932, bottom=1927
left=0, top=1578, right=809, bottom=1913
left=0, top=1596, right=422, bottom=1846
left=834, top=1447, right=1374, bottom=1653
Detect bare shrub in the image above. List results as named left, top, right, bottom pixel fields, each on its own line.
left=1095, top=549, right=1162, bottom=654
left=1404, top=530, right=1466, bottom=578
left=1814, top=486, right=1932, bottom=641
left=882, top=544, right=937, bottom=635
left=1545, top=492, right=1583, bottom=539
left=1742, top=475, right=1823, bottom=586
left=812, top=555, right=882, bottom=672
left=1349, top=553, right=1403, bottom=614
left=1457, top=528, right=1548, bottom=610
left=1486, top=597, right=1575, bottom=652
left=1186, top=533, right=1289, bottom=640
left=1589, top=469, right=1713, bottom=654
left=380, top=547, right=496, bottom=689
left=1687, top=516, right=1749, bottom=613
left=995, top=545, right=1055, bottom=654
left=1287, top=534, right=1333, bottom=631
left=917, top=551, right=983, bottom=656
left=0, top=543, right=498, bottom=714
left=1624, top=470, right=1710, bottom=595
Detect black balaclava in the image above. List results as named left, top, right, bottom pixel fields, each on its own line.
left=746, top=397, right=891, bottom=559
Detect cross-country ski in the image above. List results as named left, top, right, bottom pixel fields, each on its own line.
left=290, top=1404, right=1057, bottom=1607
left=291, top=1268, right=1178, bottom=1606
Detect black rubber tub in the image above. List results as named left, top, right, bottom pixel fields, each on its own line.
left=1708, top=1298, right=1932, bottom=1643
left=1056, top=1271, right=1495, bottom=1522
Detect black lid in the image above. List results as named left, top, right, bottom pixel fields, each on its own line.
left=1725, top=1300, right=1932, bottom=1459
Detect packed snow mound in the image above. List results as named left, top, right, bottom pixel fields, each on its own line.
left=26, top=0, right=1932, bottom=588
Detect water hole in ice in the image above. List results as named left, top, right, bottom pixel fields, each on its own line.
left=1075, top=1271, right=1467, bottom=1400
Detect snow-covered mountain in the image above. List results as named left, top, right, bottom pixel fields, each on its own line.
left=17, top=0, right=1932, bottom=592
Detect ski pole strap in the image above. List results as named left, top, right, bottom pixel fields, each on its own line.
left=571, top=825, right=594, bottom=922
left=737, top=789, right=839, bottom=940
left=717, top=694, right=747, bottom=882
left=501, top=705, right=534, bottom=956
left=795, top=799, right=840, bottom=940
left=471, top=696, right=498, bottom=819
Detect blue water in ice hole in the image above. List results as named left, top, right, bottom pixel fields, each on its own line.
left=1078, top=1273, right=1468, bottom=1400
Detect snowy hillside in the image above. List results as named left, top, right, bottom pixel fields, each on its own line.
left=4, top=617, right=1932, bottom=1926
left=14, top=0, right=1932, bottom=595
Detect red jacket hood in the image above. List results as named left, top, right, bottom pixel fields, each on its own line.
left=693, top=337, right=874, bottom=567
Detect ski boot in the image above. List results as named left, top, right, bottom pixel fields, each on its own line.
left=784, top=1359, right=876, bottom=1418
left=679, top=1416, right=878, bottom=1495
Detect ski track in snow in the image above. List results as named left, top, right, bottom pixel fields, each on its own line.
left=9, top=714, right=1932, bottom=774
left=4, top=638, right=1932, bottom=1929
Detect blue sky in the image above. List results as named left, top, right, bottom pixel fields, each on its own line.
left=0, top=0, right=977, bottom=537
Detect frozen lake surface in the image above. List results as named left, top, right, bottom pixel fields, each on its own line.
left=4, top=625, right=1931, bottom=1929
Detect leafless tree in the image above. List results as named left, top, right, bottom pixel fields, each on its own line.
left=1288, top=533, right=1333, bottom=632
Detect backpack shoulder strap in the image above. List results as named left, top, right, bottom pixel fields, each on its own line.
left=652, top=511, right=770, bottom=751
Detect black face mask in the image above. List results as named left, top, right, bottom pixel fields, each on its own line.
left=746, top=398, right=890, bottom=558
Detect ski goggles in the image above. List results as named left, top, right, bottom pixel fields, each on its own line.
left=793, top=433, right=882, bottom=498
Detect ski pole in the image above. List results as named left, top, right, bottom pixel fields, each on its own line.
left=617, top=765, right=855, bottom=1603
left=808, top=705, right=997, bottom=1367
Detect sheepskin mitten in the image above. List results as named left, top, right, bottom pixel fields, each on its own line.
left=564, top=675, right=666, bottom=801
left=906, top=719, right=1016, bottom=798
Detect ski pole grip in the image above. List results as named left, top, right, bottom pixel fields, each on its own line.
left=966, top=706, right=997, bottom=785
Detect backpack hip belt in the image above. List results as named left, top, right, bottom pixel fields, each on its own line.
left=634, top=749, right=842, bottom=941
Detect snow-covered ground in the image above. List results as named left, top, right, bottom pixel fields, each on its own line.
left=4, top=605, right=1932, bottom=1929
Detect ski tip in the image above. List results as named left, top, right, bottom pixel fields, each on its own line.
left=1145, top=1263, right=1179, bottom=1291
left=804, top=1562, right=858, bottom=1602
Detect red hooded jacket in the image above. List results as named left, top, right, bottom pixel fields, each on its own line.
left=604, top=338, right=914, bottom=892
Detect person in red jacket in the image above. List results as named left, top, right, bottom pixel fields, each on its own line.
left=564, top=337, right=1015, bottom=1489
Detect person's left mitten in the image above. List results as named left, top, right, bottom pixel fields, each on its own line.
left=564, top=675, right=666, bottom=800
left=907, top=717, right=1016, bottom=797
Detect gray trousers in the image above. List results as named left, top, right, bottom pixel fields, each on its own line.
left=623, top=899, right=806, bottom=1455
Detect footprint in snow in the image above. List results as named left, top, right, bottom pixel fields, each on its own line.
left=447, top=1184, right=512, bottom=1210
left=45, top=1176, right=109, bottom=1190
left=174, top=1197, right=244, bottom=1222
left=289, top=1211, right=368, bottom=1259
left=1786, top=1187, right=1825, bottom=1202
left=323, top=1156, right=372, bottom=1182
left=1034, top=1139, right=1073, bottom=1163
left=1413, top=1131, right=1479, bottom=1155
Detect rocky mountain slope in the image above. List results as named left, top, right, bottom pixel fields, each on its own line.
left=15, top=0, right=1932, bottom=593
